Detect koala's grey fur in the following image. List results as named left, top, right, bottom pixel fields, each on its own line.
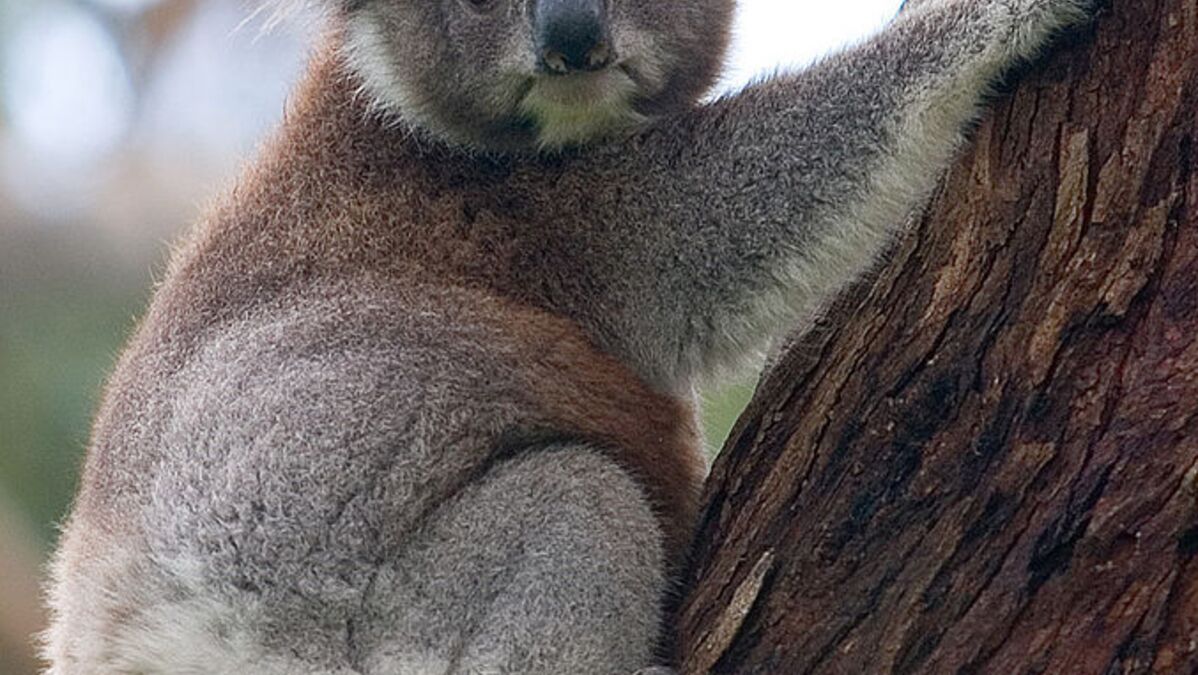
left=44, top=0, right=1095, bottom=672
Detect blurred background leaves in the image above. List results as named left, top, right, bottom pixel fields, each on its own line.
left=1, top=2, right=308, bottom=668
left=0, top=0, right=898, bottom=670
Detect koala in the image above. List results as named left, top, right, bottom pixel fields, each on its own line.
left=44, top=0, right=1094, bottom=672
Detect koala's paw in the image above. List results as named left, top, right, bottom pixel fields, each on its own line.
left=632, top=668, right=677, bottom=675
left=996, top=0, right=1097, bottom=60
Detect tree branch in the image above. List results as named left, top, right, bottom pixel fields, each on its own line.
left=676, top=0, right=1198, bottom=672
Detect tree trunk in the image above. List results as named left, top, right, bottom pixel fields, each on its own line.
left=676, top=0, right=1198, bottom=672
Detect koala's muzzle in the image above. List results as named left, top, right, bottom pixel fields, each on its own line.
left=533, top=0, right=613, bottom=74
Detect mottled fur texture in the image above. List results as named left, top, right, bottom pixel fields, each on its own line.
left=45, top=0, right=1093, bottom=672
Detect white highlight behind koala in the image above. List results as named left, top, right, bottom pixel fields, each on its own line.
left=720, top=0, right=904, bottom=92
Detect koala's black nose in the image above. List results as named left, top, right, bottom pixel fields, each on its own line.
left=534, top=0, right=613, bottom=74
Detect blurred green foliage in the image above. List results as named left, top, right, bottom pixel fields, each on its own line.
left=702, top=377, right=757, bottom=456
left=1, top=274, right=149, bottom=547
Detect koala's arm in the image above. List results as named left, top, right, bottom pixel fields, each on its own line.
left=580, top=0, right=1090, bottom=386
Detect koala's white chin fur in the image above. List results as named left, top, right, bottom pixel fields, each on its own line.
left=345, top=12, right=644, bottom=151
left=521, top=71, right=645, bottom=149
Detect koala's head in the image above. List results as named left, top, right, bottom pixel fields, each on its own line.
left=332, top=0, right=734, bottom=152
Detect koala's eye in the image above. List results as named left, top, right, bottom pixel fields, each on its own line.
left=461, top=0, right=499, bottom=12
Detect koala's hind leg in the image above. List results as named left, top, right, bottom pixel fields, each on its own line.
left=355, top=445, right=669, bottom=675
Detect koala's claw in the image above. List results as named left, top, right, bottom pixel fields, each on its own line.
left=907, top=0, right=1097, bottom=62
left=997, top=0, right=1096, bottom=60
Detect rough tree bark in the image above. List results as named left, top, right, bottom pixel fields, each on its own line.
left=676, top=0, right=1198, bottom=672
